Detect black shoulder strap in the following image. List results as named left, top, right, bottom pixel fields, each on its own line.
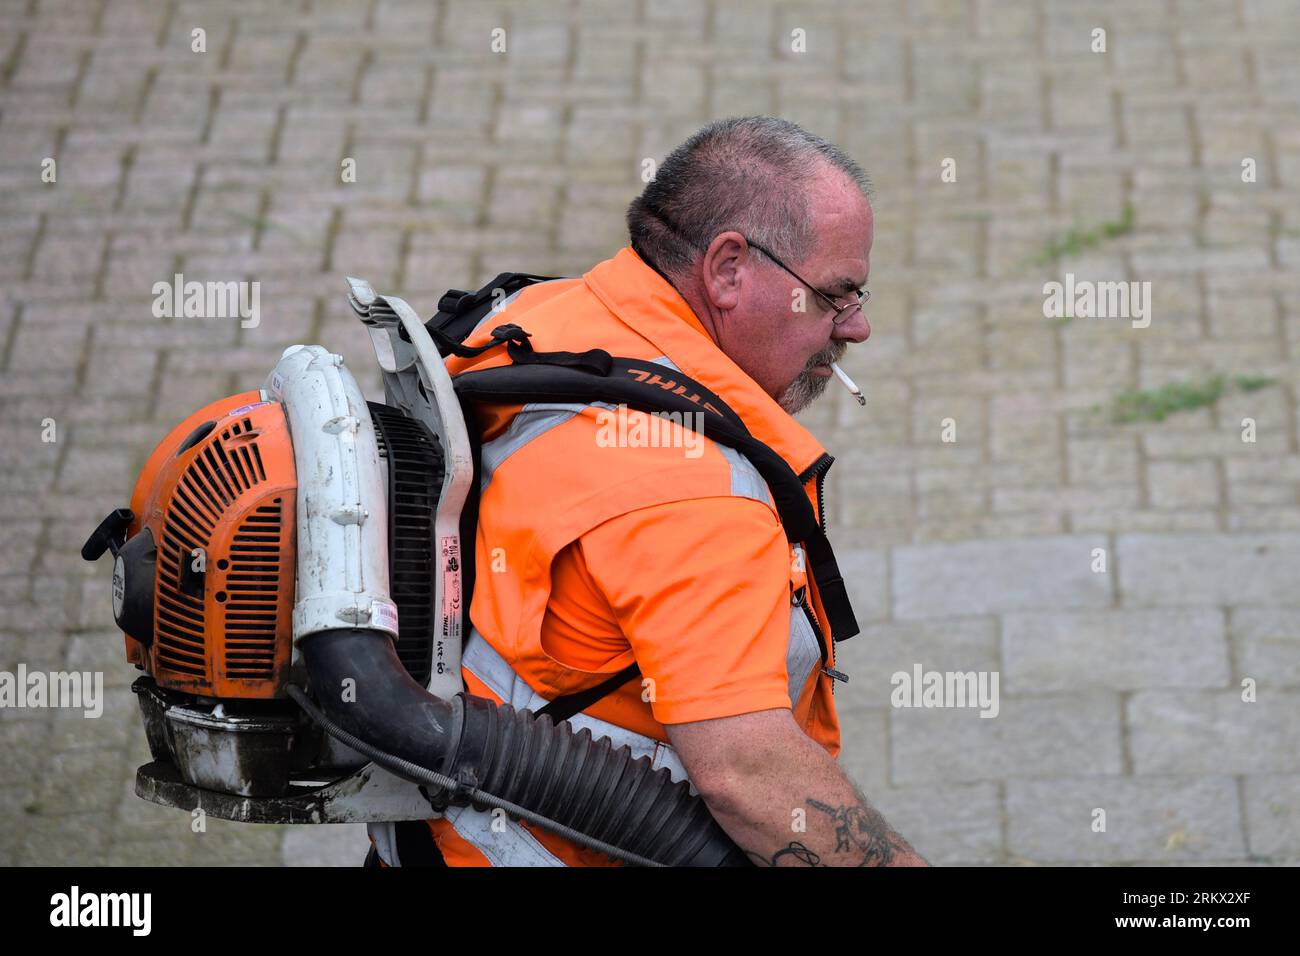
left=451, top=325, right=861, bottom=723
left=457, top=353, right=812, bottom=546
left=424, top=273, right=565, bottom=358
left=452, top=333, right=859, bottom=643
left=535, top=662, right=642, bottom=724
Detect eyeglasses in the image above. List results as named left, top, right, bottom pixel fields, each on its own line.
left=743, top=236, right=869, bottom=326
left=641, top=203, right=869, bottom=325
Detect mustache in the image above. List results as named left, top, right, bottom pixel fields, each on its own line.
left=802, top=341, right=847, bottom=373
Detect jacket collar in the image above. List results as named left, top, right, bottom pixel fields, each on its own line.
left=583, top=246, right=829, bottom=479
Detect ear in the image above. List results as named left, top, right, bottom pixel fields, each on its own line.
left=699, top=232, right=750, bottom=312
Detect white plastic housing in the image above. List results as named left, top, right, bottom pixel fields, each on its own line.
left=265, top=344, right=398, bottom=642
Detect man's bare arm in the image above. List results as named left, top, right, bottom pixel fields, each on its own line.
left=666, top=708, right=929, bottom=867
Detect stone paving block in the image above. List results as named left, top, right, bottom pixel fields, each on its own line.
left=835, top=707, right=890, bottom=794
left=0, top=520, right=41, bottom=576
left=1129, top=690, right=1300, bottom=774
left=1141, top=428, right=1260, bottom=460
left=973, top=512, right=1067, bottom=539
left=1228, top=479, right=1298, bottom=507
left=836, top=617, right=999, bottom=713
left=282, top=822, right=369, bottom=866
left=152, top=372, right=238, bottom=420
left=893, top=535, right=1112, bottom=619
left=988, top=456, right=1064, bottom=489
left=55, top=444, right=140, bottom=495
left=416, top=164, right=486, bottom=223
left=188, top=817, right=286, bottom=864
left=45, top=689, right=135, bottom=751
left=31, top=234, right=105, bottom=294
left=1003, top=608, right=1230, bottom=693
left=111, top=768, right=194, bottom=845
left=1220, top=391, right=1290, bottom=444
left=1227, top=507, right=1300, bottom=532
left=34, top=746, right=126, bottom=817
left=0, top=782, right=39, bottom=820
left=0, top=577, right=73, bottom=633
left=1006, top=775, right=1245, bottom=863
left=918, top=487, right=987, bottom=521
left=1243, top=774, right=1300, bottom=859
left=15, top=811, right=110, bottom=865
left=1229, top=607, right=1300, bottom=687
left=331, top=227, right=405, bottom=285
left=908, top=304, right=984, bottom=375
left=81, top=345, right=159, bottom=399
left=995, top=485, right=1141, bottom=515
left=487, top=178, right=559, bottom=230
left=102, top=837, right=197, bottom=866
left=834, top=546, right=889, bottom=627
left=1117, top=533, right=1300, bottom=606
left=987, top=323, right=1056, bottom=375
left=989, top=392, right=1059, bottom=461
left=871, top=782, right=1003, bottom=864
left=0, top=720, right=53, bottom=786
left=9, top=313, right=89, bottom=371
left=1067, top=435, right=1140, bottom=486
left=891, top=691, right=1123, bottom=785
left=1147, top=458, right=1222, bottom=509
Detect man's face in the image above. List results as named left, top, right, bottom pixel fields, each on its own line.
left=695, top=168, right=873, bottom=415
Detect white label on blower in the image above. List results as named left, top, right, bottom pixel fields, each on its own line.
left=439, top=536, right=462, bottom=675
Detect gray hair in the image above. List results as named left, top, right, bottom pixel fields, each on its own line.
left=626, top=116, right=872, bottom=281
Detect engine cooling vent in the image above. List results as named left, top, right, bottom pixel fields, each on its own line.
left=156, top=416, right=268, bottom=682
left=368, top=402, right=443, bottom=687
left=222, top=498, right=283, bottom=679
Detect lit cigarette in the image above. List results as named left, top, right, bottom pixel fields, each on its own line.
left=830, top=362, right=866, bottom=406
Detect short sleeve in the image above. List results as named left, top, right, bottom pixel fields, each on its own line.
left=572, top=495, right=795, bottom=725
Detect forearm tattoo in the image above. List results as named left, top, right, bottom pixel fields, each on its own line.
left=806, top=797, right=902, bottom=866
left=745, top=842, right=823, bottom=867
left=744, top=796, right=912, bottom=867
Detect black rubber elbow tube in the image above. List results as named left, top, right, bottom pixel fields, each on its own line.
left=300, top=627, right=750, bottom=866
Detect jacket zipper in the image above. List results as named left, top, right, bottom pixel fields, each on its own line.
left=797, top=452, right=834, bottom=534
left=793, top=452, right=847, bottom=690
left=794, top=586, right=847, bottom=691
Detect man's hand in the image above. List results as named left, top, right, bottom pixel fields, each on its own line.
left=666, top=708, right=929, bottom=866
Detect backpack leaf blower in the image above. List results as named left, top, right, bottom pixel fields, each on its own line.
left=82, top=276, right=752, bottom=866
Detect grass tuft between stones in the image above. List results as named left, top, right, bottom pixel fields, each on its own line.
left=1105, top=372, right=1278, bottom=423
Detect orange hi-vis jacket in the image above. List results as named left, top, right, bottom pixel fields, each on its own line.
left=369, top=245, right=851, bottom=866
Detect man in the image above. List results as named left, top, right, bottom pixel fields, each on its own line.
left=368, top=116, right=927, bottom=867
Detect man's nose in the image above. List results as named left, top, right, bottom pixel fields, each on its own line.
left=833, top=307, right=870, bottom=344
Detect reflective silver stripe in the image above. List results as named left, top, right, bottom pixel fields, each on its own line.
left=479, top=402, right=613, bottom=493
left=718, top=442, right=772, bottom=505
left=367, top=821, right=399, bottom=866
left=468, top=279, right=565, bottom=339
left=442, top=803, right=567, bottom=867
left=786, top=604, right=823, bottom=706
left=462, top=630, right=691, bottom=786
left=478, top=354, right=771, bottom=509
left=648, top=356, right=772, bottom=508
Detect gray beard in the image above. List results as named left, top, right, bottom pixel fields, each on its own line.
left=777, top=343, right=846, bottom=415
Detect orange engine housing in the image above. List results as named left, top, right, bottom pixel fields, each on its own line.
left=127, top=391, right=297, bottom=698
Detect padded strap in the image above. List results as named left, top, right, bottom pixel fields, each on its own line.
left=453, top=345, right=859, bottom=643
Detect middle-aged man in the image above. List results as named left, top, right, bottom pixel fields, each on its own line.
left=367, top=115, right=928, bottom=867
